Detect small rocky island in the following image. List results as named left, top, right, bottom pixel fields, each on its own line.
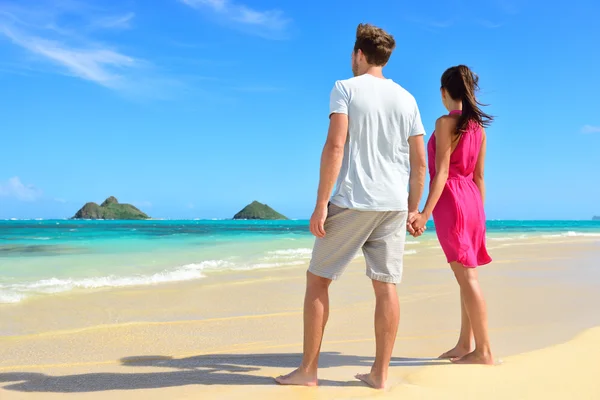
left=72, top=197, right=149, bottom=220
left=593, top=216, right=600, bottom=221
left=233, top=201, right=288, bottom=220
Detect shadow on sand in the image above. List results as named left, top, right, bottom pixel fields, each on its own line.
left=0, top=352, right=447, bottom=393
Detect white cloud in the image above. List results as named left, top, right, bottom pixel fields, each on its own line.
left=405, top=15, right=454, bottom=30
left=476, top=19, right=503, bottom=29
left=180, top=0, right=291, bottom=39
left=0, top=177, right=43, bottom=202
left=0, top=3, right=174, bottom=95
left=493, top=0, right=519, bottom=14
left=409, top=16, right=503, bottom=30
left=582, top=125, right=600, bottom=134
left=1, top=26, right=135, bottom=89
left=233, top=85, right=284, bottom=92
left=186, top=0, right=227, bottom=11
left=89, top=12, right=135, bottom=30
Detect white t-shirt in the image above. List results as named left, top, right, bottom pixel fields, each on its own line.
left=329, top=74, right=425, bottom=211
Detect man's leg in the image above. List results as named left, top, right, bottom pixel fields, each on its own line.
left=356, top=211, right=406, bottom=389
left=356, top=280, right=399, bottom=389
left=276, top=204, right=368, bottom=386
left=275, top=272, right=331, bottom=386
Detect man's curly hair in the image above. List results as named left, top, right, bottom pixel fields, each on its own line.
left=353, top=23, right=396, bottom=66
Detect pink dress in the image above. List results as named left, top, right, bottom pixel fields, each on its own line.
left=427, top=110, right=492, bottom=267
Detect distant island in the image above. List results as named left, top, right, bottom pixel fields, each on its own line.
left=72, top=197, right=149, bottom=220
left=593, top=216, right=600, bottom=221
left=233, top=201, right=288, bottom=220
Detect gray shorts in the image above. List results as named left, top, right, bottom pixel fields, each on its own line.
left=308, top=203, right=407, bottom=284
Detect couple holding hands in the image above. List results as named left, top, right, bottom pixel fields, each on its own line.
left=277, top=23, right=494, bottom=389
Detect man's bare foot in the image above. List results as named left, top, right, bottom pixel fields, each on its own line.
left=355, top=373, right=385, bottom=390
left=438, top=345, right=474, bottom=359
left=451, top=350, right=494, bottom=365
left=274, top=369, right=318, bottom=387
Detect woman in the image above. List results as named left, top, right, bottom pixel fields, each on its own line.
left=409, top=65, right=494, bottom=365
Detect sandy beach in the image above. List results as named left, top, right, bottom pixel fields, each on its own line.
left=1, top=236, right=600, bottom=399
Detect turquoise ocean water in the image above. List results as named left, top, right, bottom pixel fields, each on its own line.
left=1, top=220, right=599, bottom=304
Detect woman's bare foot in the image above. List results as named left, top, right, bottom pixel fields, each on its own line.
left=438, top=345, right=474, bottom=359
left=274, top=369, right=318, bottom=387
left=355, top=373, right=386, bottom=390
left=451, top=350, right=494, bottom=365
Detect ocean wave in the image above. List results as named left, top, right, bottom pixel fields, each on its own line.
left=542, top=231, right=600, bottom=238
left=489, top=235, right=524, bottom=242
left=262, top=248, right=313, bottom=262
left=232, top=261, right=306, bottom=271
left=0, top=261, right=226, bottom=304
left=489, top=232, right=600, bottom=242
left=267, top=248, right=313, bottom=257
left=3, top=266, right=207, bottom=292
left=0, top=292, right=25, bottom=304
left=0, top=257, right=314, bottom=304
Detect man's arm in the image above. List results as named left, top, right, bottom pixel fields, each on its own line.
left=406, top=102, right=427, bottom=236
left=316, top=114, right=348, bottom=208
left=310, top=113, right=348, bottom=238
left=407, top=135, right=427, bottom=213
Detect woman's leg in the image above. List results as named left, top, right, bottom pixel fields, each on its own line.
left=449, top=262, right=494, bottom=365
left=439, top=287, right=474, bottom=359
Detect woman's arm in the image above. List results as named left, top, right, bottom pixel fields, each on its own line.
left=474, top=128, right=487, bottom=204
left=409, top=116, right=455, bottom=231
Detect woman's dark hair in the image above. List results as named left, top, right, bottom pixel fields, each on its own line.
left=441, top=65, right=493, bottom=134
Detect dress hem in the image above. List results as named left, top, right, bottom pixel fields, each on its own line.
left=446, top=257, right=492, bottom=268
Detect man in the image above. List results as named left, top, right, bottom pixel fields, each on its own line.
left=275, top=23, right=427, bottom=389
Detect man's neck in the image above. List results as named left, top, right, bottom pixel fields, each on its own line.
left=361, top=66, right=385, bottom=79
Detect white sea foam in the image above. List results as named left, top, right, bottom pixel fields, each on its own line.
left=489, top=234, right=529, bottom=241
left=233, top=261, right=307, bottom=271
left=0, top=292, right=25, bottom=304
left=542, top=231, right=600, bottom=238
left=405, top=250, right=417, bottom=255
left=267, top=248, right=313, bottom=257
left=0, top=261, right=234, bottom=304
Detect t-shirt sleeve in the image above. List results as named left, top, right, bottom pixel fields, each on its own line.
left=329, top=80, right=349, bottom=116
left=410, top=102, right=426, bottom=137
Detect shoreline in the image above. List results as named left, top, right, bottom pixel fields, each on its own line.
left=1, top=233, right=599, bottom=306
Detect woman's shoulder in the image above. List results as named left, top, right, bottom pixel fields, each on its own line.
left=434, top=115, right=458, bottom=136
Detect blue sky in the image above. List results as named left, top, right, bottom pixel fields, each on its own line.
left=0, top=0, right=598, bottom=220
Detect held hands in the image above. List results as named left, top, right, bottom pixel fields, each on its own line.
left=407, top=211, right=428, bottom=238
left=311, top=205, right=427, bottom=239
